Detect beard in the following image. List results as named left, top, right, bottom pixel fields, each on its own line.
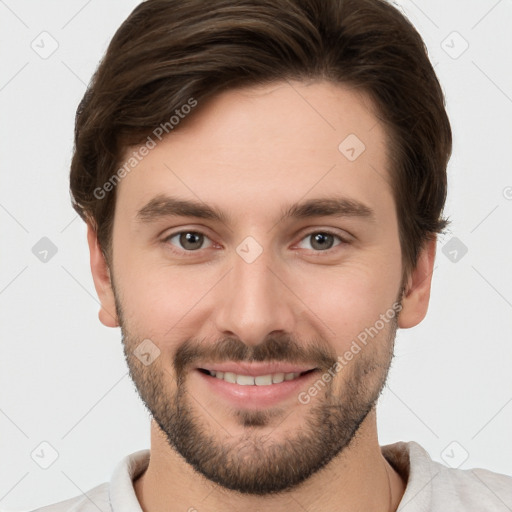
left=114, top=288, right=399, bottom=496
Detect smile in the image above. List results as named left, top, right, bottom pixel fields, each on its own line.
left=198, top=368, right=316, bottom=386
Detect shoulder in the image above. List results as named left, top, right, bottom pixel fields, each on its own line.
left=428, top=457, right=512, bottom=510
left=29, top=482, right=110, bottom=512
left=382, top=441, right=512, bottom=511
left=29, top=449, right=149, bottom=512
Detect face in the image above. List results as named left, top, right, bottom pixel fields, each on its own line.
left=90, top=80, right=433, bottom=495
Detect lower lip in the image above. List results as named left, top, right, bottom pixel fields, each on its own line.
left=194, top=369, right=319, bottom=409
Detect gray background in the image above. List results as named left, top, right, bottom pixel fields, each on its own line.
left=1, top=0, right=511, bottom=510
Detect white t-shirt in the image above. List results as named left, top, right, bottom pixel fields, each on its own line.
left=32, top=441, right=512, bottom=511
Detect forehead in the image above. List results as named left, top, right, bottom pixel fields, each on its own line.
left=115, top=80, right=392, bottom=223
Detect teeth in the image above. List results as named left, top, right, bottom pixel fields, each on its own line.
left=237, top=374, right=255, bottom=385
left=272, top=373, right=284, bottom=383
left=224, top=371, right=236, bottom=384
left=208, top=370, right=303, bottom=385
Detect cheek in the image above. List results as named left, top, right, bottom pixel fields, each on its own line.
left=120, top=275, right=186, bottom=333
left=293, top=262, right=400, bottom=350
left=115, top=256, right=219, bottom=346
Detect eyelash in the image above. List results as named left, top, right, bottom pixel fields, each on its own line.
left=162, top=229, right=349, bottom=257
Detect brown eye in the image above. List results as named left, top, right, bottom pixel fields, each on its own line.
left=297, top=231, right=345, bottom=252
left=166, top=231, right=212, bottom=251
left=310, top=233, right=335, bottom=250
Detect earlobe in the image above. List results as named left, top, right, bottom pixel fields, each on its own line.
left=86, top=222, right=119, bottom=328
left=397, top=237, right=437, bottom=329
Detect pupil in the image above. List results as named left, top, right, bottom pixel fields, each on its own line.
left=181, top=232, right=203, bottom=250
left=312, top=233, right=333, bottom=250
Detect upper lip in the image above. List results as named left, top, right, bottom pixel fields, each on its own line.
left=197, top=362, right=317, bottom=376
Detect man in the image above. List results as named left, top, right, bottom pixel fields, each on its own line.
left=34, top=0, right=512, bottom=510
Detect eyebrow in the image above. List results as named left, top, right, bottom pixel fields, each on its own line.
left=135, top=194, right=375, bottom=225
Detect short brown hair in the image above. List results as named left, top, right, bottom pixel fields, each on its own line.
left=70, top=0, right=452, bottom=281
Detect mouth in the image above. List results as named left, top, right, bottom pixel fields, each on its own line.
left=197, top=368, right=317, bottom=386
left=193, top=363, right=321, bottom=409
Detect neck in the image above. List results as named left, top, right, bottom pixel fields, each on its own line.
left=134, top=410, right=406, bottom=512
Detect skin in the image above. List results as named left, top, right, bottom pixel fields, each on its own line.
left=88, top=80, right=436, bottom=512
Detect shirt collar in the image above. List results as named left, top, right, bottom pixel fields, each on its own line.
left=107, top=442, right=433, bottom=511
left=109, top=449, right=150, bottom=512
left=382, top=440, right=435, bottom=511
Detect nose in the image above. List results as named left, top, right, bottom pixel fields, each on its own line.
left=212, top=244, right=296, bottom=347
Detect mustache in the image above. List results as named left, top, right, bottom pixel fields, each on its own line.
left=173, top=332, right=338, bottom=378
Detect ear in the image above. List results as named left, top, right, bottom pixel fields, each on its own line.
left=397, top=236, right=437, bottom=329
left=86, top=222, right=119, bottom=328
